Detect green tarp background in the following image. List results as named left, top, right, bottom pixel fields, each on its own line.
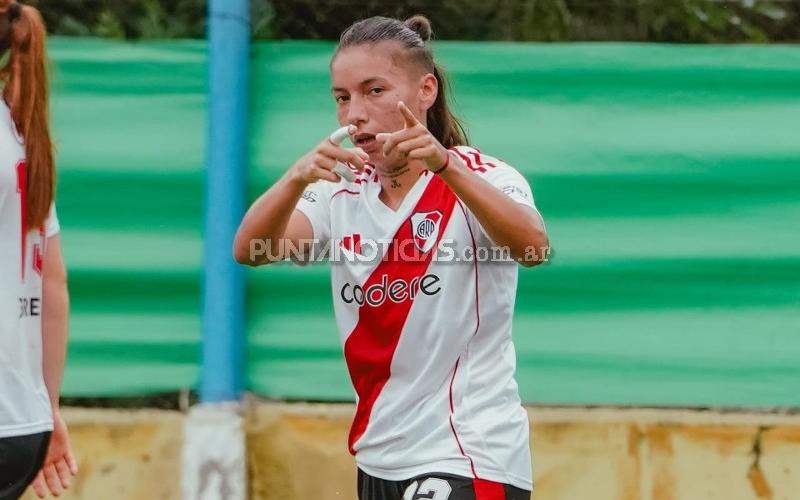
left=53, top=38, right=800, bottom=406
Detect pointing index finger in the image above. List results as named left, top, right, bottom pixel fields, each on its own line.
left=398, top=101, right=420, bottom=128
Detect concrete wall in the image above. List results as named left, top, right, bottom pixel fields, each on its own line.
left=20, top=409, right=183, bottom=500
left=22, top=403, right=800, bottom=500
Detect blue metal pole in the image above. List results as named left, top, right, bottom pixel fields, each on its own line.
left=201, top=0, right=249, bottom=402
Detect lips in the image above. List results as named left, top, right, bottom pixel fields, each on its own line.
left=353, top=133, right=378, bottom=153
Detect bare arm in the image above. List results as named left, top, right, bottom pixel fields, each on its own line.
left=31, top=234, right=79, bottom=498
left=233, top=138, right=367, bottom=266
left=233, top=170, right=314, bottom=266
left=41, top=235, right=68, bottom=409
left=438, top=156, right=549, bottom=266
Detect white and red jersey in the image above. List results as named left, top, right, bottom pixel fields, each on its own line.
left=295, top=146, right=539, bottom=490
left=0, top=100, right=58, bottom=439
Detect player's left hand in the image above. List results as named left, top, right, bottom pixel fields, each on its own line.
left=376, top=101, right=449, bottom=172
left=30, top=409, right=79, bottom=498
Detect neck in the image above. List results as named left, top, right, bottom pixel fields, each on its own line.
left=376, top=159, right=427, bottom=210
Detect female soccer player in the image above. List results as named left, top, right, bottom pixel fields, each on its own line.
left=235, top=15, right=548, bottom=500
left=0, top=2, right=77, bottom=498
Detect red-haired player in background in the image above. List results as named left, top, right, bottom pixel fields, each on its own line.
left=0, top=2, right=77, bottom=498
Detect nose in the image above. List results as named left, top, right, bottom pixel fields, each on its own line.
left=345, top=95, right=368, bottom=126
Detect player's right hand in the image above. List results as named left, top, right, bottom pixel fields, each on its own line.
left=29, top=409, right=78, bottom=498
left=290, top=137, right=368, bottom=184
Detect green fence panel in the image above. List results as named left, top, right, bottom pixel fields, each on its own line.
left=53, top=38, right=800, bottom=406
left=53, top=39, right=206, bottom=395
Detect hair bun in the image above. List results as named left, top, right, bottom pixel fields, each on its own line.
left=404, top=15, right=432, bottom=42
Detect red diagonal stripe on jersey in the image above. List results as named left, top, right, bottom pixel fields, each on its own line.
left=344, top=175, right=457, bottom=454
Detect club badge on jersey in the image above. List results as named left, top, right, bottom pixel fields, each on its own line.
left=410, top=210, right=443, bottom=253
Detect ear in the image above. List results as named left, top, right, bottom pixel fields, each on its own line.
left=418, top=72, right=438, bottom=113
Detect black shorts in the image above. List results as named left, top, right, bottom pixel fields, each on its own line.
left=358, top=469, right=531, bottom=500
left=0, top=431, right=51, bottom=500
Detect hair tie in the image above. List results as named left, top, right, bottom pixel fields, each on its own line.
left=8, top=2, right=21, bottom=22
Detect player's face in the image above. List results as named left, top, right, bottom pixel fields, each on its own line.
left=331, top=41, right=430, bottom=163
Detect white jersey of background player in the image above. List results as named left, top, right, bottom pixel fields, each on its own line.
left=0, top=101, right=58, bottom=439
left=236, top=14, right=549, bottom=500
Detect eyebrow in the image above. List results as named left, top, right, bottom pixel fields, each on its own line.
left=332, top=77, right=385, bottom=93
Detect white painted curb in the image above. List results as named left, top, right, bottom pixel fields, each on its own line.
left=182, top=402, right=247, bottom=500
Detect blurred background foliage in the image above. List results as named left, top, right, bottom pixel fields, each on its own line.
left=26, top=0, right=800, bottom=42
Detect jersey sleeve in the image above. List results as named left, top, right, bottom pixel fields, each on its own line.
left=294, top=180, right=336, bottom=261
left=484, top=162, right=537, bottom=211
left=457, top=151, right=543, bottom=248
left=45, top=204, right=60, bottom=238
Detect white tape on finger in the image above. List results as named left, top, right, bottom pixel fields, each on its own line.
left=329, top=126, right=351, bottom=145
left=329, top=125, right=357, bottom=182
left=333, top=163, right=356, bottom=182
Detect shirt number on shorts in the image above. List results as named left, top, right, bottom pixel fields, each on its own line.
left=402, top=478, right=452, bottom=500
